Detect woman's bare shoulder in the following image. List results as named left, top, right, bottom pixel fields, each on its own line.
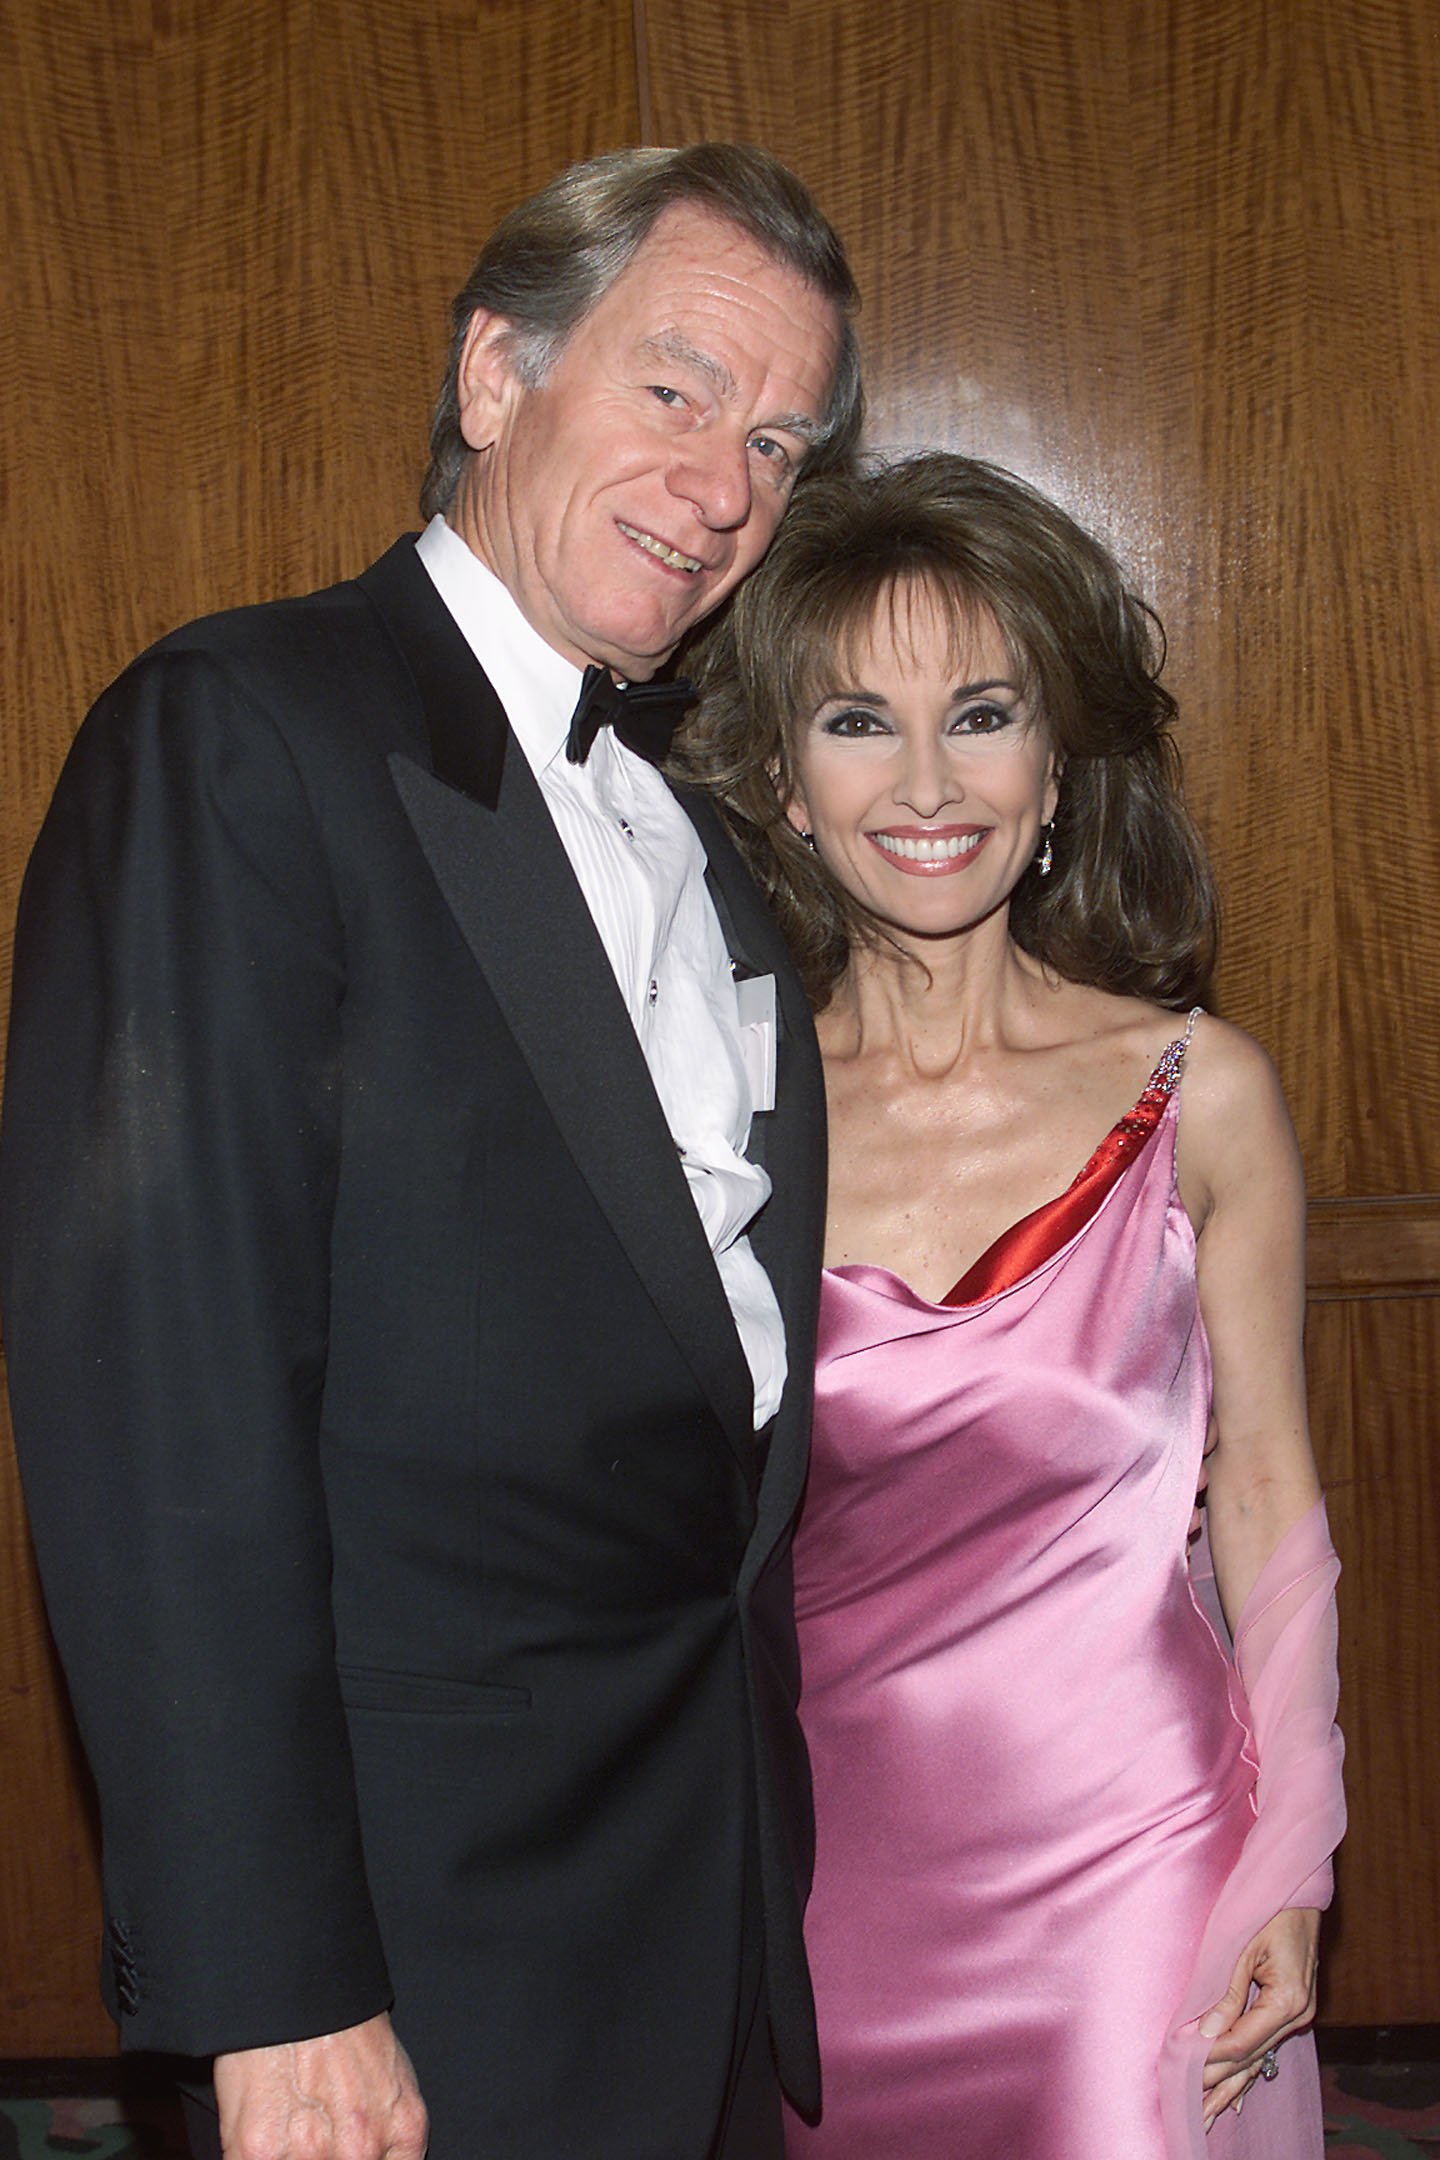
left=1044, top=991, right=1286, bottom=1104
left=1026, top=976, right=1198, bottom=1074
left=1183, top=1012, right=1292, bottom=1125
left=1179, top=1013, right=1303, bottom=1225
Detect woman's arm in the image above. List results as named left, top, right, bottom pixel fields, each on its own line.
left=1181, top=1018, right=1323, bottom=1629
left=1178, top=1019, right=1330, bottom=2124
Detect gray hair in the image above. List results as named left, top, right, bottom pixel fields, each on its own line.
left=419, top=143, right=862, bottom=519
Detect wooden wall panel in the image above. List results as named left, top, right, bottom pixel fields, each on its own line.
left=1309, top=1294, right=1440, bottom=2020
left=0, top=0, right=640, bottom=2056
left=1308, top=0, right=1440, bottom=1197
left=645, top=0, right=1440, bottom=2025
left=0, top=1439, right=110, bottom=2050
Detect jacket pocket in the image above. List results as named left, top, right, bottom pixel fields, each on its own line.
left=338, top=1666, right=531, bottom=1716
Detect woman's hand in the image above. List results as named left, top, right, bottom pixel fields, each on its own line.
left=1199, top=1908, right=1320, bottom=2128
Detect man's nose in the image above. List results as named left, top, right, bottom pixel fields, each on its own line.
left=667, top=430, right=753, bottom=531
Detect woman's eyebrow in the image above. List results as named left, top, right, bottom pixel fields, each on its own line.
left=816, top=676, right=1020, bottom=703
left=815, top=684, right=888, bottom=705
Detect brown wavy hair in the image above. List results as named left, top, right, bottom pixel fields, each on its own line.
left=676, top=453, right=1217, bottom=1011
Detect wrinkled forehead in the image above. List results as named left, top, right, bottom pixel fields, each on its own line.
left=604, top=203, right=836, bottom=338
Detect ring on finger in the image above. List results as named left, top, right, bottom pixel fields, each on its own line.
left=1260, top=2048, right=1280, bottom=2082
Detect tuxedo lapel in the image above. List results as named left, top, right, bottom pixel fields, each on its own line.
left=358, top=540, right=757, bottom=1465
left=678, top=794, right=827, bottom=1555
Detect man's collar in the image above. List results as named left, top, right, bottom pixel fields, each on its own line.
left=415, top=515, right=583, bottom=768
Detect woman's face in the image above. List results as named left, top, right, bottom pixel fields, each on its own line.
left=784, top=585, right=1059, bottom=945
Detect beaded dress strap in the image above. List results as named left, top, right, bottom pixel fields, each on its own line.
left=940, top=1008, right=1203, bottom=1309
left=1102, top=1004, right=1201, bottom=1176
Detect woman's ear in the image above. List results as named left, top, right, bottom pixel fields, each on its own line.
left=1043, top=755, right=1063, bottom=829
left=455, top=309, right=523, bottom=454
left=765, top=754, right=811, bottom=840
left=779, top=779, right=813, bottom=843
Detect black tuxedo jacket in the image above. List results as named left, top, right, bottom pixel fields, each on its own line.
left=0, top=538, right=826, bottom=2156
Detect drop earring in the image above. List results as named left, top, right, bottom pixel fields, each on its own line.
left=1037, top=823, right=1054, bottom=877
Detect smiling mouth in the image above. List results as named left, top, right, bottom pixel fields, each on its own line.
left=617, top=521, right=705, bottom=574
left=870, top=830, right=987, bottom=864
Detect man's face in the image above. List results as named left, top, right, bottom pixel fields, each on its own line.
left=451, top=205, right=844, bottom=680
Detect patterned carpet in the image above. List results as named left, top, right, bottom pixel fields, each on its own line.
left=0, top=2058, right=1435, bottom=2155
left=1323, top=2059, right=1440, bottom=2155
left=0, top=2090, right=183, bottom=2159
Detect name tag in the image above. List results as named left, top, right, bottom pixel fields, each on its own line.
left=735, top=973, right=777, bottom=1113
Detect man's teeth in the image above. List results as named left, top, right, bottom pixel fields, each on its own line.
left=872, top=831, right=984, bottom=862
left=618, top=522, right=703, bottom=573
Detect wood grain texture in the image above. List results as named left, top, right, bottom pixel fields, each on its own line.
left=1306, top=0, right=1440, bottom=1199
left=1307, top=1198, right=1440, bottom=1301
left=1, top=0, right=639, bottom=2055
left=0, top=1382, right=112, bottom=2054
left=1309, top=1295, right=1440, bottom=2021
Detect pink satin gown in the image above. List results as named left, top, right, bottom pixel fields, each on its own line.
left=787, top=1024, right=1324, bottom=2157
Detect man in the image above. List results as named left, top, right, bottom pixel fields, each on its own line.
left=0, top=145, right=861, bottom=2159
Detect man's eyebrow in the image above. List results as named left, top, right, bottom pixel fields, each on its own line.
left=640, top=329, right=822, bottom=445
left=642, top=329, right=736, bottom=400
left=767, top=411, right=823, bottom=446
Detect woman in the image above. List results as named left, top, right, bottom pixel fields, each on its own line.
left=683, top=455, right=1345, bottom=2159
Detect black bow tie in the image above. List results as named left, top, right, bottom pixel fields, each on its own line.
left=565, top=665, right=696, bottom=767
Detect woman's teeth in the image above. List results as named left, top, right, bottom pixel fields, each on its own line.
left=871, top=831, right=984, bottom=862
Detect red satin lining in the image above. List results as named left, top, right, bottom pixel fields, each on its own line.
left=941, top=1073, right=1177, bottom=1309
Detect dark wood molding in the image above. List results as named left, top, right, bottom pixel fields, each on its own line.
left=1307, top=1196, right=1440, bottom=1301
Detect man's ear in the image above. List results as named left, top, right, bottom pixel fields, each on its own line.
left=456, top=309, right=523, bottom=454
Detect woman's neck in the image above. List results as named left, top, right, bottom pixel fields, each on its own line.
left=822, top=916, right=1048, bottom=1076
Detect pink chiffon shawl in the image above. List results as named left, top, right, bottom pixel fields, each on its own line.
left=1166, top=1502, right=1346, bottom=2156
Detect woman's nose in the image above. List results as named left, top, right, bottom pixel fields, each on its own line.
left=895, top=738, right=962, bottom=818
